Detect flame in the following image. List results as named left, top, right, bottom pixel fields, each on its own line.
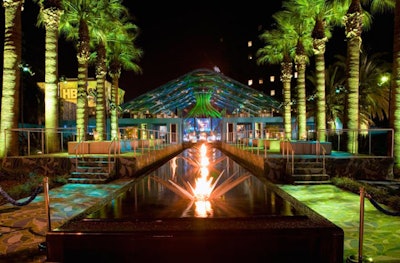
left=151, top=143, right=249, bottom=218
left=194, top=200, right=213, bottom=217
left=193, top=144, right=214, bottom=201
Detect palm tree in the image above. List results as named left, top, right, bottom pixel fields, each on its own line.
left=342, top=0, right=364, bottom=154
left=293, top=38, right=313, bottom=140
left=340, top=0, right=395, bottom=154
left=311, top=14, right=329, bottom=142
left=358, top=52, right=391, bottom=126
left=393, top=0, right=400, bottom=169
left=34, top=0, right=63, bottom=153
left=307, top=63, right=346, bottom=131
left=106, top=22, right=142, bottom=140
left=257, top=11, right=297, bottom=140
left=90, top=41, right=107, bottom=141
left=279, top=3, right=315, bottom=141
left=308, top=51, right=390, bottom=137
left=323, top=64, right=346, bottom=129
left=281, top=53, right=295, bottom=140
left=88, top=0, right=131, bottom=141
left=59, top=0, right=104, bottom=141
left=293, top=0, right=349, bottom=142
left=0, top=0, right=24, bottom=157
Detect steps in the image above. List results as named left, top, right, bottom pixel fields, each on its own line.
left=69, top=157, right=115, bottom=184
left=288, top=159, right=331, bottom=185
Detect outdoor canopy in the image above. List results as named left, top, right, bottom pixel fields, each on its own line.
left=120, top=68, right=281, bottom=118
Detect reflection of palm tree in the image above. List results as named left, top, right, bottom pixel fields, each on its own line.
left=0, top=0, right=23, bottom=157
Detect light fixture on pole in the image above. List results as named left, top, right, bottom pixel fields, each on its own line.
left=18, top=63, right=35, bottom=129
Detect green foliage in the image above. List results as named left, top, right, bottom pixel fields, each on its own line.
left=331, top=176, right=400, bottom=211
left=0, top=169, right=69, bottom=205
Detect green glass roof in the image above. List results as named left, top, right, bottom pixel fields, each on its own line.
left=121, top=68, right=281, bottom=118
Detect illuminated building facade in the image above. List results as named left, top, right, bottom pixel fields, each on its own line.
left=120, top=68, right=314, bottom=143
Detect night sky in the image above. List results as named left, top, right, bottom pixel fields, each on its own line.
left=1, top=1, right=396, bottom=102
left=121, top=1, right=282, bottom=99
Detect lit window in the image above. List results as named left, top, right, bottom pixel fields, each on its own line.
left=248, top=54, right=253, bottom=60
left=294, top=72, right=298, bottom=78
left=258, top=78, right=263, bottom=84
left=270, top=90, right=275, bottom=96
left=248, top=79, right=253, bottom=86
left=248, top=41, right=252, bottom=47
left=270, top=76, right=275, bottom=82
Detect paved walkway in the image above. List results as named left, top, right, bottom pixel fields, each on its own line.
left=0, top=179, right=134, bottom=262
left=280, top=184, right=400, bottom=263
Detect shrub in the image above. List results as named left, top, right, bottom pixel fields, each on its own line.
left=331, top=176, right=400, bottom=212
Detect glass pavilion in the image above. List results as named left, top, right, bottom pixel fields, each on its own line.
left=119, top=68, right=297, bottom=143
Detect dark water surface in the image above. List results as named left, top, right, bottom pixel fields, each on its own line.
left=48, top=145, right=344, bottom=263
left=85, top=145, right=304, bottom=219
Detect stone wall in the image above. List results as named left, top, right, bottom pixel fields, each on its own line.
left=217, top=142, right=264, bottom=177
left=0, top=144, right=184, bottom=179
left=1, top=143, right=394, bottom=183
left=326, top=157, right=394, bottom=180
left=117, top=144, right=184, bottom=177
left=217, top=142, right=395, bottom=183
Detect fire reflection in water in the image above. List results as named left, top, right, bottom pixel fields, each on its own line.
left=151, top=143, right=250, bottom=218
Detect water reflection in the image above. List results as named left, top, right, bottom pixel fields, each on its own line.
left=86, top=143, right=303, bottom=219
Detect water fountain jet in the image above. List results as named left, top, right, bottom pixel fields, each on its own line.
left=151, top=143, right=250, bottom=204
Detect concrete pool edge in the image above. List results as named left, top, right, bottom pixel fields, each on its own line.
left=46, top=146, right=344, bottom=263
left=46, top=215, right=344, bottom=263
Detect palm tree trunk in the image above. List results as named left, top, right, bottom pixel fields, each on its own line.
left=76, top=62, right=88, bottom=141
left=110, top=76, right=119, bottom=140
left=283, top=81, right=292, bottom=140
left=43, top=8, right=61, bottom=153
left=315, top=52, right=326, bottom=142
left=76, top=21, right=90, bottom=141
left=0, top=0, right=23, bottom=157
left=346, top=37, right=360, bottom=154
left=281, top=59, right=293, bottom=140
left=296, top=61, right=307, bottom=140
left=95, top=76, right=106, bottom=140
left=95, top=43, right=107, bottom=141
left=392, top=0, right=400, bottom=167
left=344, top=0, right=362, bottom=154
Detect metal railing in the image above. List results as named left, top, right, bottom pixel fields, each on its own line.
left=3, top=126, right=179, bottom=158
left=224, top=128, right=394, bottom=158
left=3, top=127, right=394, bottom=159
left=320, top=128, right=394, bottom=157
left=107, top=138, right=118, bottom=174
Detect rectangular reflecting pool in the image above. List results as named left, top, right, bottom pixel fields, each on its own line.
left=85, top=148, right=303, bottom=219
left=46, top=144, right=344, bottom=263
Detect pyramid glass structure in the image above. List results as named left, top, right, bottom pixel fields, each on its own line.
left=121, top=68, right=281, bottom=118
